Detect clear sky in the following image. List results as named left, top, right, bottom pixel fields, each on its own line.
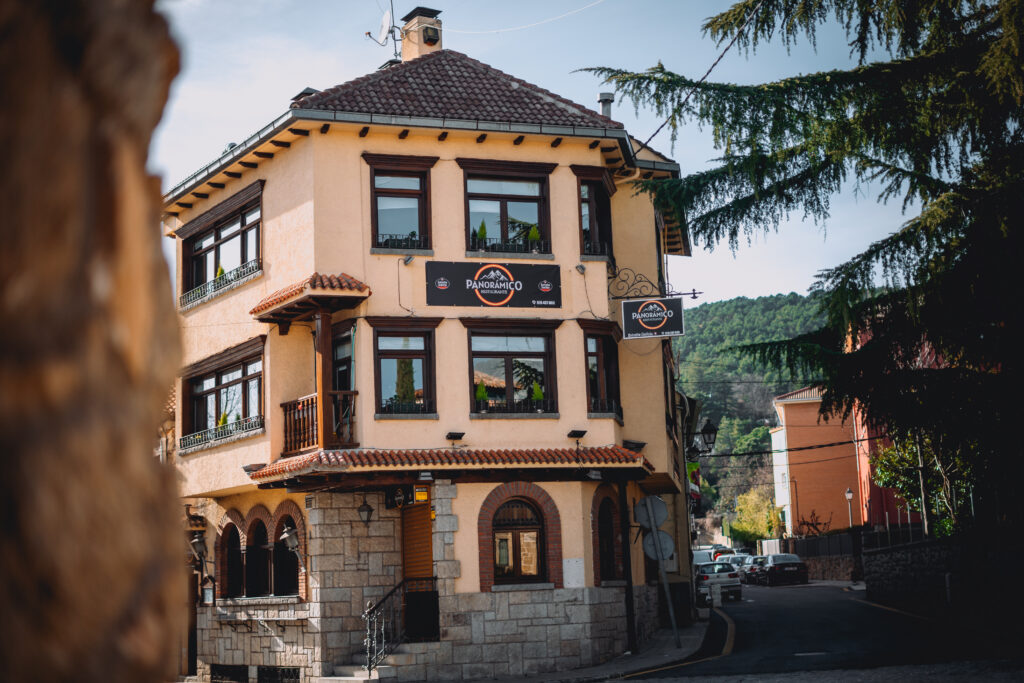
left=152, top=0, right=908, bottom=304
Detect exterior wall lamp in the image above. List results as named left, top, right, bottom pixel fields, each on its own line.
left=279, top=525, right=306, bottom=570
left=188, top=530, right=216, bottom=605
left=698, top=418, right=719, bottom=452
left=844, top=487, right=854, bottom=528
left=358, top=496, right=374, bottom=527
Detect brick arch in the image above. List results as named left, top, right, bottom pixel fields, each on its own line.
left=214, top=508, right=244, bottom=599
left=590, top=484, right=623, bottom=586
left=271, top=499, right=308, bottom=600
left=242, top=504, right=273, bottom=543
left=478, top=481, right=562, bottom=592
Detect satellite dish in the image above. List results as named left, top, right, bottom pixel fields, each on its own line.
left=377, top=10, right=392, bottom=45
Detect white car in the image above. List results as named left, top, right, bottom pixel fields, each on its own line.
left=695, top=561, right=742, bottom=603
left=728, top=553, right=751, bottom=570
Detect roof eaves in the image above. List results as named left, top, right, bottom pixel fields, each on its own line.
left=164, top=111, right=295, bottom=205
left=165, top=110, right=638, bottom=204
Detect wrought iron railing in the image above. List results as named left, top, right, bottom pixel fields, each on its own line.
left=362, top=577, right=438, bottom=673
left=378, top=398, right=436, bottom=415
left=582, top=240, right=609, bottom=256
left=179, top=259, right=261, bottom=308
left=469, top=235, right=550, bottom=254
left=281, top=391, right=358, bottom=456
left=588, top=397, right=622, bottom=417
left=375, top=233, right=428, bottom=250
left=179, top=415, right=264, bottom=451
left=474, top=398, right=556, bottom=414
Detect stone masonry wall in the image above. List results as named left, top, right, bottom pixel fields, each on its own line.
left=384, top=480, right=662, bottom=681
left=195, top=597, right=316, bottom=682
left=309, top=491, right=404, bottom=675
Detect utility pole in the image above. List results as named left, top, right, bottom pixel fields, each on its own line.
left=914, top=432, right=930, bottom=537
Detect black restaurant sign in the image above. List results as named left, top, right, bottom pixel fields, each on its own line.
left=426, top=261, right=561, bottom=308
left=621, top=297, right=685, bottom=339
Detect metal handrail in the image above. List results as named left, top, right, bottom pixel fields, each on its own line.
left=362, top=577, right=438, bottom=672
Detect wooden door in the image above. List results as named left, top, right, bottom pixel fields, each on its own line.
left=401, top=490, right=439, bottom=641
left=401, top=499, right=433, bottom=580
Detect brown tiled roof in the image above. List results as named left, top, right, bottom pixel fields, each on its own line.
left=248, top=445, right=652, bottom=482
left=774, top=386, right=823, bottom=402
left=249, top=272, right=370, bottom=316
left=293, top=50, right=623, bottom=130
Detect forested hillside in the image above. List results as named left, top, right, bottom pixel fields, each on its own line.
left=674, top=293, right=824, bottom=515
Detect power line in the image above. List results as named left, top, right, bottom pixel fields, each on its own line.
left=444, top=0, right=607, bottom=34
left=637, top=0, right=766, bottom=155
left=701, top=435, right=881, bottom=459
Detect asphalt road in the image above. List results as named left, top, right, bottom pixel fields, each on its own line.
left=627, top=582, right=1019, bottom=679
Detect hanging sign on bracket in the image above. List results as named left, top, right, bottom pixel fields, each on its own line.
left=621, top=297, right=685, bottom=339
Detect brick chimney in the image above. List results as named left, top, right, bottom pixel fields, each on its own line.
left=401, top=7, right=442, bottom=62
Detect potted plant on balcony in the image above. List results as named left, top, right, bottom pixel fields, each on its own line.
left=476, top=219, right=487, bottom=251
left=215, top=264, right=225, bottom=279
left=475, top=381, right=489, bottom=413
left=527, top=225, right=541, bottom=254
left=531, top=381, right=545, bottom=412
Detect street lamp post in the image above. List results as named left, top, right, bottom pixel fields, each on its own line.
left=844, top=487, right=854, bottom=528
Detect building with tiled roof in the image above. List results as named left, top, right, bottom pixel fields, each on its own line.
left=162, top=8, right=697, bottom=682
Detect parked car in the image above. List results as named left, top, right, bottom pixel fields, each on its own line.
left=744, top=555, right=767, bottom=584
left=692, top=549, right=714, bottom=567
left=762, top=553, right=809, bottom=586
left=728, top=554, right=750, bottom=570
left=712, top=547, right=735, bottom=561
left=695, top=561, right=742, bottom=604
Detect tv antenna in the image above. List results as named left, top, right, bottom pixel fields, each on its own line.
left=366, top=0, right=400, bottom=60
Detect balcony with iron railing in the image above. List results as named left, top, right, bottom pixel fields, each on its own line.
left=374, top=233, right=429, bottom=250
left=179, top=259, right=262, bottom=310
left=472, top=398, right=557, bottom=415
left=179, top=415, right=265, bottom=453
left=468, top=235, right=550, bottom=255
left=588, top=397, right=623, bottom=419
left=281, top=390, right=358, bottom=456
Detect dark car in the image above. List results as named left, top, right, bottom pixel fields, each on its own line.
left=744, top=555, right=767, bottom=584
left=762, top=553, right=809, bottom=586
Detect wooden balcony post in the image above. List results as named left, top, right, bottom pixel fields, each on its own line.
left=314, top=308, right=332, bottom=450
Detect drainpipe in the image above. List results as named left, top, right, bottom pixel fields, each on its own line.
left=618, top=482, right=637, bottom=654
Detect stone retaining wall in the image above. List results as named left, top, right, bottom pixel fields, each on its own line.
left=805, top=555, right=856, bottom=581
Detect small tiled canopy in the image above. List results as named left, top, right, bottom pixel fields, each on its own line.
left=250, top=272, right=370, bottom=324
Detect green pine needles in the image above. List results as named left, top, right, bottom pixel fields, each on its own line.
left=589, top=0, right=1023, bottom=527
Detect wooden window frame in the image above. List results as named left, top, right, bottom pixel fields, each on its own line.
left=366, top=317, right=442, bottom=415
left=363, top=153, right=438, bottom=250
left=460, top=318, right=560, bottom=414
left=182, top=337, right=265, bottom=437
left=571, top=165, right=615, bottom=258
left=492, top=498, right=546, bottom=584
left=185, top=200, right=261, bottom=291
left=457, top=158, right=556, bottom=253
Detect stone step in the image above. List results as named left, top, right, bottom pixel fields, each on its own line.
left=329, top=664, right=396, bottom=679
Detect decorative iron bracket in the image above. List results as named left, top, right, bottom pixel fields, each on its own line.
left=607, top=266, right=703, bottom=301
left=607, top=266, right=662, bottom=300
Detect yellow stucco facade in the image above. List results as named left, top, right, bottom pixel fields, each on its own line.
left=165, top=19, right=695, bottom=679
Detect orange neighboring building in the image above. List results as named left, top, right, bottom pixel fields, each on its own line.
left=771, top=387, right=862, bottom=535
left=772, top=387, right=917, bottom=537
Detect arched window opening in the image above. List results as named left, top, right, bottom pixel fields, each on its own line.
left=273, top=516, right=300, bottom=596
left=245, top=520, right=270, bottom=597
left=597, top=497, right=619, bottom=581
left=223, top=524, right=243, bottom=598
left=493, top=499, right=544, bottom=583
